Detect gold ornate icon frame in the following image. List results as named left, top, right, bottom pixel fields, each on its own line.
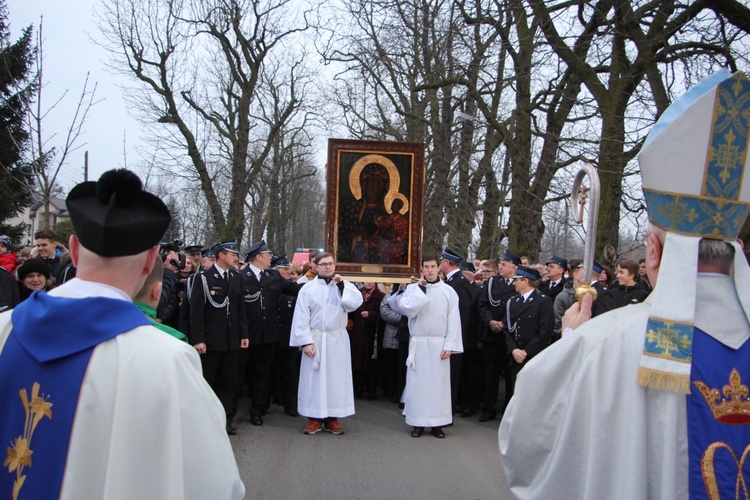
left=325, top=139, right=425, bottom=283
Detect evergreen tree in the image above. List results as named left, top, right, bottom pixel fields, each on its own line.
left=0, top=0, right=34, bottom=244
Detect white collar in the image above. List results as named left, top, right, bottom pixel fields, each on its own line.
left=213, top=263, right=229, bottom=278
left=446, top=268, right=460, bottom=280
left=694, top=273, right=750, bottom=349
left=249, top=263, right=263, bottom=279
left=54, top=277, right=132, bottom=302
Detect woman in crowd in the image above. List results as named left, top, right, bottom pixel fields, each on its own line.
left=593, top=258, right=650, bottom=316
left=17, top=258, right=52, bottom=301
left=289, top=265, right=303, bottom=282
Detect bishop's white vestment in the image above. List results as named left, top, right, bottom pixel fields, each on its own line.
left=498, top=274, right=750, bottom=499
left=398, top=281, right=463, bottom=427
left=290, top=277, right=363, bottom=418
left=0, top=278, right=245, bottom=500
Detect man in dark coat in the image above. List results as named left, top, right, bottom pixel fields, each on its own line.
left=440, top=246, right=480, bottom=415
left=503, top=266, right=554, bottom=411
left=237, top=240, right=302, bottom=426
left=538, top=255, right=569, bottom=301
left=269, top=255, right=302, bottom=417
left=477, top=251, right=520, bottom=421
left=189, top=241, right=249, bottom=435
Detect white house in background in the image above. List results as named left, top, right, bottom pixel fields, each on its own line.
left=5, top=198, right=69, bottom=245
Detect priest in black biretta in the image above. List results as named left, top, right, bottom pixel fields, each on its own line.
left=66, top=169, right=171, bottom=257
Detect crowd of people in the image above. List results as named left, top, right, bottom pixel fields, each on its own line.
left=0, top=222, right=655, bottom=440
left=3, top=70, right=747, bottom=500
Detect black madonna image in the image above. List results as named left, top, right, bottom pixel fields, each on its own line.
left=326, top=139, right=424, bottom=280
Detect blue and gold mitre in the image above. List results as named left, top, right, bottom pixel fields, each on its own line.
left=636, top=71, right=750, bottom=394
left=640, top=70, right=750, bottom=240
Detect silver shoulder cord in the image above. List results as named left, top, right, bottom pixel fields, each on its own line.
left=244, top=291, right=261, bottom=303
left=186, top=274, right=195, bottom=303
left=201, top=274, right=229, bottom=308
left=487, top=276, right=503, bottom=307
left=506, top=298, right=518, bottom=334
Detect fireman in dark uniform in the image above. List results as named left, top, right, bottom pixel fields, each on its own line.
left=189, top=241, right=248, bottom=435
left=502, top=265, right=554, bottom=411
left=236, top=240, right=302, bottom=427
left=538, top=255, right=569, bottom=301
left=477, top=250, right=521, bottom=422
left=269, top=254, right=302, bottom=417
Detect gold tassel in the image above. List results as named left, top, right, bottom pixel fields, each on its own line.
left=636, top=367, right=691, bottom=394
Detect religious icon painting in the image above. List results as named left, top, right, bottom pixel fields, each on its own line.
left=325, top=139, right=425, bottom=282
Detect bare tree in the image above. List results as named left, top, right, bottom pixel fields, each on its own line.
left=528, top=0, right=750, bottom=252
left=321, top=0, right=495, bottom=256
left=22, top=18, right=98, bottom=229
left=96, top=0, right=314, bottom=245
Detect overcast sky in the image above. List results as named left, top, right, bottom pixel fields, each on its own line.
left=9, top=0, right=144, bottom=191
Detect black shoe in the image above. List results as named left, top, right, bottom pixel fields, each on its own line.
left=478, top=411, right=497, bottom=422
left=411, top=427, right=424, bottom=438
left=431, top=427, right=445, bottom=438
left=226, top=423, right=237, bottom=435
left=398, top=402, right=405, bottom=409
left=284, top=407, right=299, bottom=417
left=250, top=415, right=263, bottom=426
left=460, top=409, right=475, bottom=418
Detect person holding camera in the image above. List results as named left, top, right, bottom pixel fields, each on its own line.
left=157, top=242, right=185, bottom=329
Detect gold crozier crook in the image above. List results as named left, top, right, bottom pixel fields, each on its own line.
left=570, top=163, right=601, bottom=301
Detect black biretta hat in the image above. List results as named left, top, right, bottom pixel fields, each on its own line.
left=66, top=169, right=171, bottom=257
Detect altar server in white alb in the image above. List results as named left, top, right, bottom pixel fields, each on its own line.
left=290, top=252, right=363, bottom=435
left=398, top=254, right=463, bottom=438
left=0, top=169, right=245, bottom=500
left=499, top=71, right=750, bottom=499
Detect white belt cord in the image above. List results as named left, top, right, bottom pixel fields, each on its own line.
left=310, top=328, right=338, bottom=370
left=405, top=336, right=444, bottom=369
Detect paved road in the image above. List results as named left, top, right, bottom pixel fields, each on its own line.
left=231, top=397, right=513, bottom=499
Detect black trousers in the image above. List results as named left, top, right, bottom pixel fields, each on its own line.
left=503, top=360, right=524, bottom=411
left=449, top=352, right=463, bottom=412
left=270, top=346, right=301, bottom=410
left=481, top=342, right=506, bottom=412
left=201, top=349, right=240, bottom=420
left=397, top=340, right=409, bottom=401
left=459, top=348, right=483, bottom=412
left=378, top=347, right=399, bottom=399
left=247, top=342, right=277, bottom=417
